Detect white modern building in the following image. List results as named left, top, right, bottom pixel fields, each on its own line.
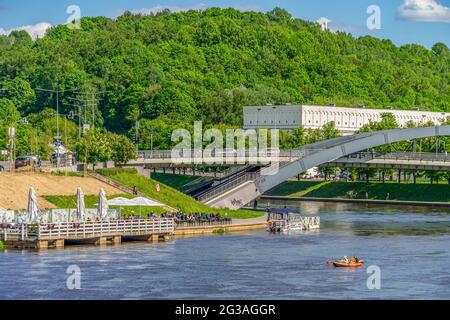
left=243, top=105, right=450, bottom=135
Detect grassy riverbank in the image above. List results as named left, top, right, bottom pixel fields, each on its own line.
left=267, top=181, right=450, bottom=202
left=150, top=173, right=211, bottom=193
left=0, top=240, right=4, bottom=251
left=95, top=169, right=262, bottom=219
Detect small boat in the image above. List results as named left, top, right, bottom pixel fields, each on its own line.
left=332, top=260, right=365, bottom=268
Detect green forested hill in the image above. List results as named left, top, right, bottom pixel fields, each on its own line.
left=0, top=7, right=449, bottom=150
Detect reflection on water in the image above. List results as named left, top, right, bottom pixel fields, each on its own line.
left=1, top=201, right=450, bottom=300
left=259, top=200, right=450, bottom=236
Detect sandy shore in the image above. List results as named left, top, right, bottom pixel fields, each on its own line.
left=0, top=172, right=122, bottom=210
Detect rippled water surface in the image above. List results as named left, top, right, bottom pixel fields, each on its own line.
left=1, top=201, right=449, bottom=300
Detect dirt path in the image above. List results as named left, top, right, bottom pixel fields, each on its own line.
left=0, top=172, right=123, bottom=210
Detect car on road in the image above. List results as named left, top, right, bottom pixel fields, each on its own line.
left=15, top=155, right=38, bottom=169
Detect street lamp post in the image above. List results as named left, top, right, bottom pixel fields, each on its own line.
left=150, top=126, right=154, bottom=158
left=35, top=87, right=79, bottom=168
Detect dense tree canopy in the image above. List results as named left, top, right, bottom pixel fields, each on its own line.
left=0, top=7, right=448, bottom=154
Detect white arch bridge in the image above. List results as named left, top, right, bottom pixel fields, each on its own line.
left=204, top=125, right=450, bottom=209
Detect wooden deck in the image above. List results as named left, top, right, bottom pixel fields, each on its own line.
left=1, top=218, right=174, bottom=249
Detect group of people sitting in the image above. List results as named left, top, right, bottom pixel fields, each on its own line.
left=158, top=212, right=231, bottom=225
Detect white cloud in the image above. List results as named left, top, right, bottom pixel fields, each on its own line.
left=0, top=22, right=52, bottom=40
left=397, top=0, right=450, bottom=23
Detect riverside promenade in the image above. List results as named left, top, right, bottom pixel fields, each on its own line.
left=174, top=214, right=268, bottom=236
left=1, top=218, right=175, bottom=249
left=1, top=215, right=269, bottom=250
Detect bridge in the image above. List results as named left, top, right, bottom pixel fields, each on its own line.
left=201, top=125, right=450, bottom=209
left=320, top=151, right=450, bottom=171
left=131, top=150, right=298, bottom=167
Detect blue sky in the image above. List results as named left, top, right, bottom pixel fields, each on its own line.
left=0, top=0, right=449, bottom=48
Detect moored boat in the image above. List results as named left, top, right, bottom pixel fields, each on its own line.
left=266, top=210, right=320, bottom=233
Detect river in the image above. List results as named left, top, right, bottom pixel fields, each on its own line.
left=1, top=201, right=449, bottom=300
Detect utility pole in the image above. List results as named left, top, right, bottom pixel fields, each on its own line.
left=67, top=91, right=107, bottom=131
left=150, top=126, right=154, bottom=157
left=8, top=127, right=15, bottom=172
left=135, top=120, right=140, bottom=152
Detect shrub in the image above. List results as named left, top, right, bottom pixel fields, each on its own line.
left=95, top=168, right=138, bottom=177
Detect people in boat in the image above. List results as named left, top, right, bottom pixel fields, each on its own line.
left=340, top=256, right=360, bottom=264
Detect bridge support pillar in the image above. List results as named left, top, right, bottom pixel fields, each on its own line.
left=148, top=234, right=159, bottom=243
left=54, top=239, right=65, bottom=249
left=112, top=236, right=121, bottom=244
left=163, top=234, right=171, bottom=242
left=36, top=240, right=48, bottom=250
left=95, top=237, right=108, bottom=246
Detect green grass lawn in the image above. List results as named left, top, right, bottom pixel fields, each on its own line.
left=43, top=194, right=168, bottom=217
left=266, top=181, right=326, bottom=197
left=94, top=169, right=263, bottom=219
left=150, top=173, right=211, bottom=193
left=267, top=180, right=450, bottom=202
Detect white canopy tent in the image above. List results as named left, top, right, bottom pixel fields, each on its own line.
left=107, top=197, right=135, bottom=206
left=131, top=197, right=164, bottom=207
left=108, top=197, right=163, bottom=207
left=107, top=196, right=164, bottom=216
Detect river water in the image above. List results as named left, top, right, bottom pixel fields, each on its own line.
left=1, top=201, right=449, bottom=300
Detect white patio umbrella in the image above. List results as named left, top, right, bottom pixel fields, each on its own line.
left=76, top=187, right=85, bottom=221
left=107, top=196, right=163, bottom=217
left=97, top=188, right=109, bottom=220
left=27, top=187, right=39, bottom=223
left=132, top=197, right=163, bottom=207
left=107, top=197, right=134, bottom=217
left=132, top=197, right=163, bottom=216
left=107, top=197, right=135, bottom=206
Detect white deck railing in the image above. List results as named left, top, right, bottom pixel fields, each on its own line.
left=1, top=218, right=174, bottom=241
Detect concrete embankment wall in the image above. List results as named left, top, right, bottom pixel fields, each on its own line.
left=205, top=181, right=261, bottom=210
left=174, top=222, right=267, bottom=236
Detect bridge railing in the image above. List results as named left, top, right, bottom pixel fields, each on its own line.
left=136, top=148, right=325, bottom=162
left=344, top=152, right=450, bottom=162
left=197, top=172, right=261, bottom=202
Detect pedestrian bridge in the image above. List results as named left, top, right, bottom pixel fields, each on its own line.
left=321, top=152, right=450, bottom=171
left=204, top=125, right=450, bottom=209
